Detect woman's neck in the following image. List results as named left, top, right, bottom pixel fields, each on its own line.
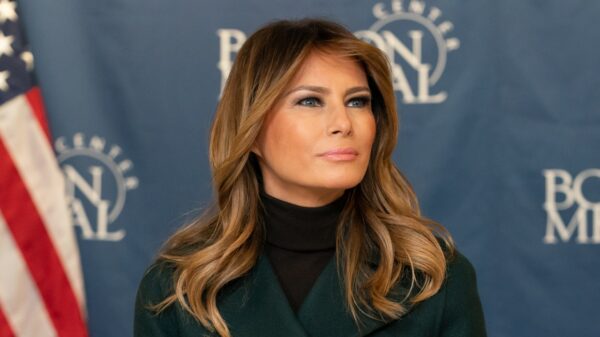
left=260, top=190, right=346, bottom=251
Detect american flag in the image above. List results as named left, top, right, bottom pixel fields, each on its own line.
left=0, top=1, right=88, bottom=336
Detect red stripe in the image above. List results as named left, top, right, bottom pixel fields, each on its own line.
left=0, top=307, right=15, bottom=337
left=0, top=139, right=88, bottom=337
left=25, top=87, right=52, bottom=143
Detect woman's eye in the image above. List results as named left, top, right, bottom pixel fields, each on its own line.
left=297, top=97, right=322, bottom=107
left=347, top=96, right=371, bottom=108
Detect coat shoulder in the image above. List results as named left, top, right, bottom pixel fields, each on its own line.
left=136, top=261, right=178, bottom=309
left=445, top=248, right=478, bottom=288
left=438, top=247, right=488, bottom=337
left=134, top=261, right=181, bottom=336
left=380, top=245, right=487, bottom=337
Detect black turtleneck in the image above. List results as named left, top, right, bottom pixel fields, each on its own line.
left=260, top=191, right=346, bottom=313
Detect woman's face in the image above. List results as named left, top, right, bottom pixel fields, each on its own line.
left=252, top=51, right=376, bottom=207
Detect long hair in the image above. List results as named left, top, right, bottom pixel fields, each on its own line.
left=153, top=18, right=454, bottom=337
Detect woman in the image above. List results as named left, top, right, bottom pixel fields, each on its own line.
left=135, top=18, right=486, bottom=337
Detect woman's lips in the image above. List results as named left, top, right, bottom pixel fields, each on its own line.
left=318, top=148, right=359, bottom=161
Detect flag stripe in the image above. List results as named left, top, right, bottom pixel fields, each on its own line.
left=25, top=87, right=51, bottom=143
left=0, top=212, right=56, bottom=337
left=0, top=94, right=87, bottom=310
left=0, top=306, right=15, bottom=337
left=0, top=103, right=87, bottom=337
left=0, top=135, right=87, bottom=337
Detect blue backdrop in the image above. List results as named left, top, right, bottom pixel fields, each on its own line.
left=18, top=0, right=600, bottom=336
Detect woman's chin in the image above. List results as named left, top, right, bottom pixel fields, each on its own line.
left=316, top=176, right=364, bottom=191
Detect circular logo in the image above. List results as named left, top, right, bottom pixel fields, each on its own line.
left=54, top=133, right=138, bottom=241
left=355, top=0, right=460, bottom=104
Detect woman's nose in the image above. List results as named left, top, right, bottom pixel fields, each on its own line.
left=326, top=102, right=353, bottom=136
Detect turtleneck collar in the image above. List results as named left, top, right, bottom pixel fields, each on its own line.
left=260, top=190, right=347, bottom=252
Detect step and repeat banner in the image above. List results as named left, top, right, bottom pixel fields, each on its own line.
left=18, top=0, right=600, bottom=336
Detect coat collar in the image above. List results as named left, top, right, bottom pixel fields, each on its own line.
left=218, top=253, right=400, bottom=337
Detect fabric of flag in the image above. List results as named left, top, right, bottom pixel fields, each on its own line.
left=0, top=1, right=88, bottom=336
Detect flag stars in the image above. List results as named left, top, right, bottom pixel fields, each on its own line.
left=0, top=0, right=17, bottom=23
left=21, top=50, right=33, bottom=71
left=0, top=70, right=9, bottom=91
left=0, top=31, right=14, bottom=57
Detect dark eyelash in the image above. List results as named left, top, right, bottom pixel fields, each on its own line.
left=348, top=96, right=372, bottom=106
left=296, top=96, right=322, bottom=106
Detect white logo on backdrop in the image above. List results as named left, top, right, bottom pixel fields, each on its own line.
left=543, top=169, right=600, bottom=244
left=355, top=0, right=460, bottom=104
left=55, top=133, right=139, bottom=242
left=217, top=0, right=460, bottom=104
left=217, top=28, right=246, bottom=96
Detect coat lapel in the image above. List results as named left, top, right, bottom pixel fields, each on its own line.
left=218, top=253, right=309, bottom=337
left=297, top=257, right=401, bottom=337
left=219, top=253, right=404, bottom=337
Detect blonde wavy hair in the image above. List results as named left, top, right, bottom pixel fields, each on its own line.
left=153, top=18, right=454, bottom=337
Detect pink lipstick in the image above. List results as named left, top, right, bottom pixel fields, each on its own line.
left=319, top=148, right=358, bottom=161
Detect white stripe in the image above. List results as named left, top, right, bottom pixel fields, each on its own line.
left=0, top=212, right=57, bottom=337
left=0, top=95, right=87, bottom=313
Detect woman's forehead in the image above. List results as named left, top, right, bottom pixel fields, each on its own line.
left=287, top=50, right=367, bottom=88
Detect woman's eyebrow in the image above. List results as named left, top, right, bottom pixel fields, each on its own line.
left=285, top=85, right=329, bottom=96
left=345, top=86, right=371, bottom=96
left=284, top=85, right=370, bottom=97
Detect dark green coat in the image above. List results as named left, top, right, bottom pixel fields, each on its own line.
left=134, top=250, right=486, bottom=337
